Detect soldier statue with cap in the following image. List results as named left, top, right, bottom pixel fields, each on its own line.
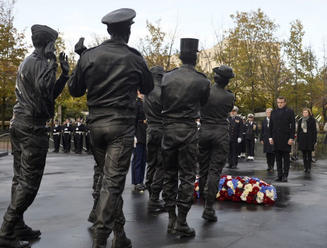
left=228, top=106, right=243, bottom=168
left=143, top=66, right=165, bottom=213
left=161, top=38, right=210, bottom=237
left=198, top=65, right=235, bottom=222
left=0, top=25, right=69, bottom=248
left=68, top=8, right=153, bottom=248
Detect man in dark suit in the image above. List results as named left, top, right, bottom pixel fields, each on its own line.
left=269, top=97, right=295, bottom=182
left=260, top=108, right=275, bottom=171
left=73, top=117, right=85, bottom=154
left=228, top=106, right=243, bottom=168
left=52, top=119, right=62, bottom=153
left=62, top=119, right=73, bottom=153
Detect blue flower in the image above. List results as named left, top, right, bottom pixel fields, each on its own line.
left=219, top=178, right=226, bottom=190
left=228, top=188, right=234, bottom=196
left=232, top=179, right=238, bottom=189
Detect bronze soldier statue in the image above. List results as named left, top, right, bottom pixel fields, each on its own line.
left=198, top=65, right=235, bottom=222
left=161, top=38, right=210, bottom=237
left=68, top=8, right=153, bottom=248
left=0, top=25, right=69, bottom=248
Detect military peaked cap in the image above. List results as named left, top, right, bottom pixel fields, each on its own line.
left=101, top=8, right=136, bottom=25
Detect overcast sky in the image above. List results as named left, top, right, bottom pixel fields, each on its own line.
left=13, top=0, right=327, bottom=63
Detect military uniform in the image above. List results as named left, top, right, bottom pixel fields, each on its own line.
left=0, top=25, right=69, bottom=248
left=162, top=38, right=210, bottom=237
left=199, top=65, right=235, bottom=222
left=228, top=115, right=243, bottom=168
left=73, top=121, right=85, bottom=154
left=85, top=124, right=91, bottom=154
left=52, top=123, right=62, bottom=152
left=244, top=117, right=258, bottom=160
left=143, top=66, right=165, bottom=211
left=62, top=122, right=73, bottom=153
left=68, top=8, right=153, bottom=248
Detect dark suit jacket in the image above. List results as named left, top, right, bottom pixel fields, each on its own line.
left=269, top=106, right=295, bottom=152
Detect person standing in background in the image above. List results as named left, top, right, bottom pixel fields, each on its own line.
left=227, top=107, right=243, bottom=168
left=131, top=91, right=147, bottom=193
left=62, top=119, right=73, bottom=153
left=260, top=108, right=275, bottom=171
left=245, top=113, right=258, bottom=161
left=297, top=108, right=317, bottom=173
left=269, top=96, right=295, bottom=182
left=52, top=119, right=62, bottom=153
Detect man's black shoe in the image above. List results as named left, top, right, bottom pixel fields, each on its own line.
left=0, top=237, right=30, bottom=248
left=14, top=225, right=41, bottom=241
left=282, top=177, right=288, bottom=182
left=274, top=177, right=282, bottom=182
left=148, top=199, right=165, bottom=213
left=202, top=208, right=217, bottom=222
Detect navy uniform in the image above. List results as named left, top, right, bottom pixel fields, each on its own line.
left=52, top=121, right=62, bottom=153
left=161, top=38, right=210, bottom=237
left=85, top=122, right=91, bottom=154
left=131, top=95, right=147, bottom=190
left=0, top=25, right=69, bottom=248
left=245, top=114, right=258, bottom=161
left=73, top=119, right=85, bottom=154
left=68, top=8, right=153, bottom=248
left=199, top=65, right=235, bottom=222
left=143, top=66, right=165, bottom=212
left=62, top=120, right=73, bottom=153
left=227, top=107, right=243, bottom=168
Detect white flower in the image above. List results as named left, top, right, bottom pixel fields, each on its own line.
left=256, top=192, right=264, bottom=203
left=266, top=190, right=274, bottom=199
left=237, top=181, right=243, bottom=188
left=244, top=184, right=253, bottom=192
left=227, top=175, right=232, bottom=180
left=216, top=192, right=220, bottom=198
left=195, top=186, right=199, bottom=191
left=227, top=181, right=234, bottom=189
left=222, top=187, right=226, bottom=191
left=240, top=191, right=249, bottom=201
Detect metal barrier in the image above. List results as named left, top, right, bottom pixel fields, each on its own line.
left=0, top=132, right=10, bottom=157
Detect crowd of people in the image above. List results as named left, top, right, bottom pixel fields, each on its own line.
left=0, top=7, right=322, bottom=248
left=47, top=118, right=91, bottom=154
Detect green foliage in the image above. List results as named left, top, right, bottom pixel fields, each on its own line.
left=0, top=0, right=28, bottom=128
left=138, top=20, right=179, bottom=71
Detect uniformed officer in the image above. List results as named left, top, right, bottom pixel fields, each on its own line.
left=227, top=107, right=243, bottom=168
left=68, top=8, right=153, bottom=248
left=62, top=119, right=73, bottom=153
left=245, top=113, right=258, bottom=161
left=73, top=117, right=85, bottom=154
left=0, top=24, right=69, bottom=248
left=161, top=38, right=210, bottom=237
left=52, top=119, right=62, bottom=153
left=199, top=65, right=235, bottom=222
left=131, top=91, right=147, bottom=192
left=85, top=120, right=92, bottom=154
left=143, top=66, right=165, bottom=213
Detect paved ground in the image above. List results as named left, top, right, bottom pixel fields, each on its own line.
left=0, top=152, right=327, bottom=248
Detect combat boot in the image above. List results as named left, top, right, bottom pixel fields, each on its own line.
left=91, top=233, right=108, bottom=248
left=14, top=224, right=41, bottom=241
left=112, top=225, right=132, bottom=248
left=202, top=208, right=217, bottom=222
left=0, top=237, right=30, bottom=248
left=148, top=198, right=165, bottom=213
left=174, top=211, right=195, bottom=237
left=167, top=208, right=177, bottom=234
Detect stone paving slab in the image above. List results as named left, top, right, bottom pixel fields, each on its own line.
left=0, top=153, right=326, bottom=248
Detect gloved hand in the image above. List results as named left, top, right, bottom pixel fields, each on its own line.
left=255, top=138, right=258, bottom=143
left=237, top=137, right=242, bottom=143
left=59, top=52, right=70, bottom=75
left=74, top=37, right=87, bottom=56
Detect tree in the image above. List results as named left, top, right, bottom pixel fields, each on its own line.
left=138, top=20, right=178, bottom=71
left=0, top=0, right=28, bottom=130
left=284, top=20, right=305, bottom=115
